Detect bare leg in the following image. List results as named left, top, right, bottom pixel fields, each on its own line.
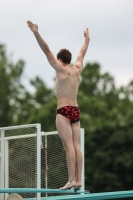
left=71, top=121, right=83, bottom=187
left=56, top=114, right=76, bottom=189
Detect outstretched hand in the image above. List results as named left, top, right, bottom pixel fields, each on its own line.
left=84, top=28, right=90, bottom=40
left=27, top=20, right=38, bottom=33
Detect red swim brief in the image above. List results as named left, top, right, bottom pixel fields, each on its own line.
left=56, top=106, right=80, bottom=123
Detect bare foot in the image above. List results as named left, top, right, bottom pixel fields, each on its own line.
left=73, top=186, right=81, bottom=191
left=60, top=181, right=76, bottom=190
left=71, top=181, right=82, bottom=190
left=76, top=181, right=82, bottom=187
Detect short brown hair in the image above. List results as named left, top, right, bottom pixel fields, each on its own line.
left=57, top=49, right=72, bottom=64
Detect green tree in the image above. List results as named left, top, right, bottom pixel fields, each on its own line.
left=15, top=76, right=56, bottom=131
left=0, top=44, right=56, bottom=131
left=15, top=76, right=56, bottom=132
left=1, top=44, right=133, bottom=193
left=78, top=63, right=133, bottom=192
left=0, top=44, right=25, bottom=126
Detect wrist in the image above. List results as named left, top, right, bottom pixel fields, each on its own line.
left=85, top=36, right=90, bottom=41
left=33, top=30, right=38, bottom=34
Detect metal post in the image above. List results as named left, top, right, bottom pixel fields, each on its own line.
left=4, top=139, right=9, bottom=200
left=36, top=124, right=41, bottom=200
left=45, top=134, right=48, bottom=197
left=80, top=128, right=85, bottom=191
left=0, top=130, right=5, bottom=200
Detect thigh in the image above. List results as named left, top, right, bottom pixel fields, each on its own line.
left=56, top=114, right=73, bottom=147
left=71, top=121, right=81, bottom=146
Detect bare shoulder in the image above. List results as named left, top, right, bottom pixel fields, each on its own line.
left=49, top=57, right=65, bottom=72
left=52, top=59, right=64, bottom=72
left=46, top=51, right=64, bottom=72
left=73, top=62, right=83, bottom=73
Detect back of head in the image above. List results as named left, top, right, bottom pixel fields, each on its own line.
left=57, top=49, right=72, bottom=64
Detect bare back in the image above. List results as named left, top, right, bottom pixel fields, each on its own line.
left=55, top=64, right=81, bottom=109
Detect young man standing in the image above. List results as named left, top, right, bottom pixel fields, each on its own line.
left=27, top=20, right=90, bottom=190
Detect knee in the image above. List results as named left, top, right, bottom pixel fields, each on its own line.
left=73, top=143, right=81, bottom=152
left=63, top=143, right=74, bottom=152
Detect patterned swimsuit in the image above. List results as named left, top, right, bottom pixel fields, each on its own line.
left=56, top=106, right=80, bottom=123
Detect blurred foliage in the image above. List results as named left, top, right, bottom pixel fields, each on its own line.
left=0, top=44, right=133, bottom=192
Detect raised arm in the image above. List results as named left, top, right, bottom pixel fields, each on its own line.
left=27, top=20, right=62, bottom=71
left=75, top=28, right=90, bottom=69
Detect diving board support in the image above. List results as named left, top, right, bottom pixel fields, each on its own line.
left=37, top=123, right=41, bottom=200
left=0, top=189, right=133, bottom=200
left=5, top=139, right=9, bottom=200
left=80, top=128, right=85, bottom=191
left=0, top=130, right=5, bottom=200
left=0, top=188, right=89, bottom=194
left=0, top=123, right=42, bottom=200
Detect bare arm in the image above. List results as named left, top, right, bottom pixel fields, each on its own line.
left=27, top=21, right=62, bottom=70
left=76, top=28, right=90, bottom=69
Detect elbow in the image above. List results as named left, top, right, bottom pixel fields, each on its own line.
left=79, top=52, right=85, bottom=58
left=42, top=47, right=50, bottom=55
